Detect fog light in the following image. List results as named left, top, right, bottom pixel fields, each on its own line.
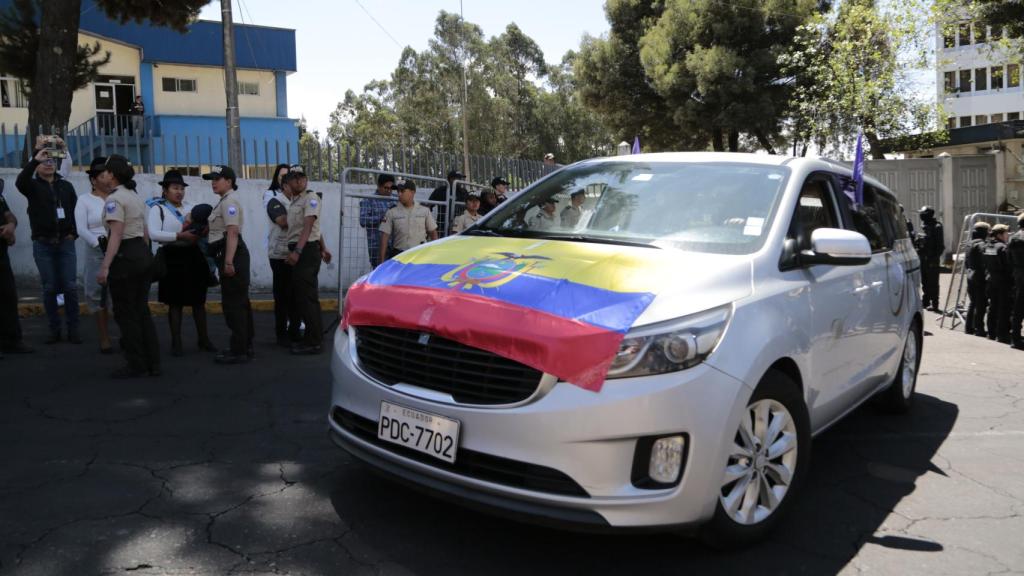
left=649, top=435, right=685, bottom=484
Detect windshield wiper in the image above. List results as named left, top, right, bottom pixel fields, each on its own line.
left=533, top=234, right=660, bottom=249
left=461, top=228, right=503, bottom=237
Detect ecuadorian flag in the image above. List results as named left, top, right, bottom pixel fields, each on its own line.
left=342, top=237, right=665, bottom=391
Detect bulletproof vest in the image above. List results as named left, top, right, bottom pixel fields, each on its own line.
left=983, top=240, right=1009, bottom=279
left=1008, top=231, right=1024, bottom=270
left=966, top=239, right=987, bottom=272
left=919, top=221, right=943, bottom=257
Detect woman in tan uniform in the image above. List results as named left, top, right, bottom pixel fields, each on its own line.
left=95, top=155, right=160, bottom=378
left=203, top=165, right=254, bottom=364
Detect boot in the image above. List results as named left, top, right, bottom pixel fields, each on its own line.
left=168, top=306, right=184, bottom=357
left=193, top=305, right=217, bottom=352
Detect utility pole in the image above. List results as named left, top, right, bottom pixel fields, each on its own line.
left=459, top=0, right=470, bottom=180
left=221, top=0, right=243, bottom=172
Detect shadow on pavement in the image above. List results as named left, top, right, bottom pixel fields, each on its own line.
left=328, top=392, right=959, bottom=575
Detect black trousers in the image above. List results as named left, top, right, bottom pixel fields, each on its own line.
left=291, top=242, right=323, bottom=347
left=108, top=238, right=160, bottom=372
left=269, top=258, right=300, bottom=340
left=921, top=258, right=941, bottom=308
left=966, top=276, right=988, bottom=335
left=987, top=279, right=1012, bottom=342
left=1012, top=275, right=1024, bottom=343
left=0, top=249, right=23, bottom=347
left=218, top=241, right=254, bottom=355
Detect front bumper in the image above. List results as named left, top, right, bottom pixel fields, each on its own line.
left=328, top=327, right=751, bottom=529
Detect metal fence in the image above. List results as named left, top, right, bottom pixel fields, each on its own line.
left=0, top=115, right=558, bottom=186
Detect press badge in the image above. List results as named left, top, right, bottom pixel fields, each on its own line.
left=56, top=208, right=66, bottom=219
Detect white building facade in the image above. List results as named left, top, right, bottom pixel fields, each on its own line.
left=937, top=21, right=1024, bottom=129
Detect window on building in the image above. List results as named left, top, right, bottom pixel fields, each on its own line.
left=943, top=27, right=956, bottom=48
left=947, top=117, right=956, bottom=130
left=975, top=25, right=987, bottom=44
left=975, top=68, right=988, bottom=90
left=944, top=71, right=956, bottom=93
left=976, top=114, right=988, bottom=125
left=1010, top=112, right=1021, bottom=121
left=992, top=113, right=1004, bottom=123
left=1009, top=64, right=1021, bottom=87
left=960, top=116, right=972, bottom=127
left=238, top=81, right=260, bottom=96
left=960, top=69, right=972, bottom=91
left=959, top=22, right=971, bottom=46
left=161, top=78, right=197, bottom=93
left=0, top=77, right=28, bottom=108
left=992, top=27, right=1003, bottom=41
left=992, top=66, right=1005, bottom=89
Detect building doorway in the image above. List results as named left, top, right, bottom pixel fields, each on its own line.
left=93, top=76, right=136, bottom=135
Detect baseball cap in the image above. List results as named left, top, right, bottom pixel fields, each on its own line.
left=543, top=153, right=555, bottom=160
left=570, top=189, right=585, bottom=198
left=447, top=169, right=465, bottom=180
left=490, top=176, right=509, bottom=187
left=86, top=156, right=108, bottom=177
left=542, top=197, right=557, bottom=206
left=466, top=191, right=481, bottom=200
left=202, top=165, right=237, bottom=182
left=397, top=180, right=417, bottom=191
left=992, top=223, right=1009, bottom=234
left=973, top=221, right=991, bottom=230
left=282, top=164, right=306, bottom=181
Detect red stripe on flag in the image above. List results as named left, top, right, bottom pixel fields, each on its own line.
left=342, top=283, right=624, bottom=392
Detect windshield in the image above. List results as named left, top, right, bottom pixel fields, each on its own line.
left=473, top=161, right=790, bottom=255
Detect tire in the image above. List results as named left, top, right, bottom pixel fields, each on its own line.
left=700, top=369, right=811, bottom=549
left=880, top=320, right=922, bottom=414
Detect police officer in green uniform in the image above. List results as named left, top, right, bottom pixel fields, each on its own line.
left=378, top=181, right=438, bottom=264
left=984, top=223, right=1013, bottom=343
left=283, top=165, right=325, bottom=355
left=96, top=155, right=160, bottom=378
left=1008, top=213, right=1024, bottom=350
left=204, top=165, right=254, bottom=364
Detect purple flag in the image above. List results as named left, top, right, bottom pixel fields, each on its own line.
left=850, top=130, right=865, bottom=206
left=631, top=136, right=640, bottom=154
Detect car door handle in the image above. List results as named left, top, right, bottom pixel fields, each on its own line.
left=854, top=285, right=872, bottom=294
left=870, top=281, right=884, bottom=288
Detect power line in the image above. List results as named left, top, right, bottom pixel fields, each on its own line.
left=351, top=0, right=403, bottom=49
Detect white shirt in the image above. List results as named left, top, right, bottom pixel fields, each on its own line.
left=74, top=192, right=108, bottom=249
left=147, top=201, right=192, bottom=245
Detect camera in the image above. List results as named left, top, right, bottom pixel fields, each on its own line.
left=42, top=135, right=67, bottom=159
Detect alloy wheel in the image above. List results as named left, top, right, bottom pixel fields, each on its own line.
left=720, top=399, right=799, bottom=525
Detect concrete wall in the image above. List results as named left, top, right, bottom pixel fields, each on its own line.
left=0, top=167, right=374, bottom=293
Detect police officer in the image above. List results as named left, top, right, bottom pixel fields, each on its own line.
left=379, top=181, right=438, bottom=264
left=451, top=191, right=482, bottom=233
left=560, top=189, right=587, bottom=228
left=916, top=206, right=944, bottom=311
left=1008, top=213, right=1024, bottom=350
left=984, top=223, right=1013, bottom=343
left=965, top=221, right=990, bottom=337
left=95, top=155, right=160, bottom=378
left=203, top=165, right=254, bottom=364
left=283, top=165, right=325, bottom=355
left=490, top=176, right=510, bottom=204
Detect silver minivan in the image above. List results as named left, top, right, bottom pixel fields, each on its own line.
left=329, top=153, right=922, bottom=546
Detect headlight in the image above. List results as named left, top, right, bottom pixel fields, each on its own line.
left=606, top=305, right=732, bottom=379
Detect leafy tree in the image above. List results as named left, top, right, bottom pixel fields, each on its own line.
left=780, top=0, right=937, bottom=158
left=0, top=0, right=207, bottom=156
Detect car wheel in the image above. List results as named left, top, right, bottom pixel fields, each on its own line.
left=700, top=369, right=811, bottom=549
left=880, top=320, right=921, bottom=413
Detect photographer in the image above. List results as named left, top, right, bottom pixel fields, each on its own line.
left=15, top=135, right=81, bottom=345
left=74, top=157, right=114, bottom=353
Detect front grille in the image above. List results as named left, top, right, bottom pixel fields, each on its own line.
left=332, top=407, right=590, bottom=497
left=354, top=326, right=543, bottom=405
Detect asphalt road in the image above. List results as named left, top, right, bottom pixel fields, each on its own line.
left=2, top=306, right=1023, bottom=575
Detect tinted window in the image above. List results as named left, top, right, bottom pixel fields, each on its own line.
left=874, top=190, right=909, bottom=244
left=837, top=179, right=890, bottom=252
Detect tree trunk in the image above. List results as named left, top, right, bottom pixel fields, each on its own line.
left=728, top=129, right=739, bottom=152
left=864, top=131, right=886, bottom=160
left=25, top=0, right=82, bottom=160
left=754, top=129, right=777, bottom=155
left=711, top=127, right=724, bottom=151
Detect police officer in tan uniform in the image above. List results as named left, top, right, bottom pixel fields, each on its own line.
left=95, top=155, right=160, bottom=378
left=379, top=181, right=438, bottom=263
left=451, top=191, right=481, bottom=233
left=204, top=165, right=254, bottom=364
left=283, top=165, right=325, bottom=354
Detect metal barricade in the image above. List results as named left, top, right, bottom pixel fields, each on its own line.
left=338, top=168, right=450, bottom=296
left=939, top=212, right=1020, bottom=330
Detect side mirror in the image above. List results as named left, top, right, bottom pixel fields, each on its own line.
left=802, top=228, right=872, bottom=266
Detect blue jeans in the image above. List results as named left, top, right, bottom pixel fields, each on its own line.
left=32, top=239, right=79, bottom=333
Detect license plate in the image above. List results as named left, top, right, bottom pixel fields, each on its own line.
left=378, top=401, right=460, bottom=463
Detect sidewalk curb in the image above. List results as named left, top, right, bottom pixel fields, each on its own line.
left=17, top=299, right=340, bottom=317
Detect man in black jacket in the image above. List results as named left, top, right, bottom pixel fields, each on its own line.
left=965, top=221, right=990, bottom=336
left=984, top=224, right=1013, bottom=343
left=15, top=138, right=81, bottom=344
left=916, top=206, right=944, bottom=311
left=1009, top=213, right=1024, bottom=350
